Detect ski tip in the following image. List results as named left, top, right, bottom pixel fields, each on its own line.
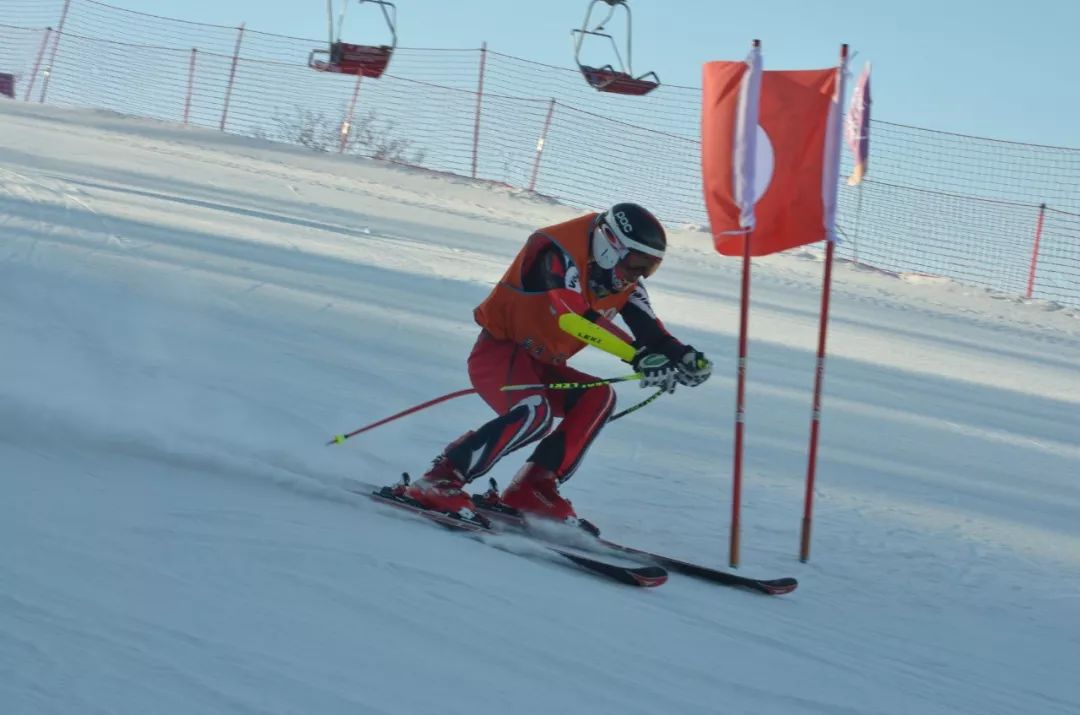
left=759, top=577, right=798, bottom=595
left=631, top=567, right=669, bottom=588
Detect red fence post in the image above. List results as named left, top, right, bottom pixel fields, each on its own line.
left=339, top=74, right=364, bottom=154
left=1026, top=202, right=1047, bottom=299
left=24, top=27, right=52, bottom=102
left=528, top=99, right=556, bottom=193
left=219, top=23, right=245, bottom=132
left=38, top=0, right=71, bottom=104
left=183, top=48, right=197, bottom=126
left=471, top=42, right=488, bottom=179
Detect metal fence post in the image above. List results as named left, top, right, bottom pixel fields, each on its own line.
left=24, top=27, right=51, bottom=102
left=471, top=42, right=487, bottom=179
left=219, top=23, right=245, bottom=132
left=183, top=49, right=197, bottom=126
left=1026, top=202, right=1047, bottom=298
left=38, top=0, right=72, bottom=103
left=339, top=73, right=364, bottom=154
left=528, top=98, right=556, bottom=193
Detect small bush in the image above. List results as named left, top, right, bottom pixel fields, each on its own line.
left=253, top=105, right=426, bottom=164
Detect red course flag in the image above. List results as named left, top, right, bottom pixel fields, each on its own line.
left=703, top=64, right=839, bottom=256
left=700, top=47, right=763, bottom=238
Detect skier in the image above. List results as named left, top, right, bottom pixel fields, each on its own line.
left=394, top=203, right=713, bottom=527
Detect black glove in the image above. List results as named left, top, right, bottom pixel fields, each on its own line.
left=631, top=347, right=678, bottom=394
left=674, top=346, right=713, bottom=387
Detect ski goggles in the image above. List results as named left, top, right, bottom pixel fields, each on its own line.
left=596, top=221, right=663, bottom=279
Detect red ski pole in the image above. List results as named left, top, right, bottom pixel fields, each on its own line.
left=327, top=388, right=476, bottom=445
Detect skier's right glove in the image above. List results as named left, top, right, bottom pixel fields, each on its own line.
left=631, top=347, right=679, bottom=394
left=674, top=345, right=713, bottom=388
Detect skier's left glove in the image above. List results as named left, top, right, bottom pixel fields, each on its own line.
left=631, top=347, right=679, bottom=394
left=674, top=346, right=713, bottom=387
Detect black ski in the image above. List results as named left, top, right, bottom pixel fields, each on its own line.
left=593, top=539, right=797, bottom=595
left=470, top=489, right=797, bottom=596
left=363, top=484, right=667, bottom=588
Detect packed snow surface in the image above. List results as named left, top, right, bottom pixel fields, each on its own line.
left=2, top=101, right=1078, bottom=714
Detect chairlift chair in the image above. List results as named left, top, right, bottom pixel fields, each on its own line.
left=309, top=0, right=397, bottom=78
left=571, top=0, right=659, bottom=96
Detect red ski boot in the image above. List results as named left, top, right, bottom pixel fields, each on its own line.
left=499, top=462, right=600, bottom=536
left=401, top=455, right=477, bottom=520
left=500, top=462, right=575, bottom=521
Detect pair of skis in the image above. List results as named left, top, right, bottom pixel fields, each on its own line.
left=368, top=484, right=667, bottom=586
left=364, top=481, right=797, bottom=595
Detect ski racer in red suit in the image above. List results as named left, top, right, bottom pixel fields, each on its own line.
left=397, top=203, right=713, bottom=528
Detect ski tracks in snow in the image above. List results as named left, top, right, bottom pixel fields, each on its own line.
left=0, top=166, right=133, bottom=260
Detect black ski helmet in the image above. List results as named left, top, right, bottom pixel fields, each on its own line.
left=592, top=203, right=666, bottom=279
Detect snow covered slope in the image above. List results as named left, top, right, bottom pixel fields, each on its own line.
left=2, top=101, right=1078, bottom=715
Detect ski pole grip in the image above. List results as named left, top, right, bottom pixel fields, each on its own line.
left=557, top=313, right=636, bottom=362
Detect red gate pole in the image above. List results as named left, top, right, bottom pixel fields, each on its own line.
left=727, top=37, right=764, bottom=570
left=471, top=42, right=488, bottom=179
left=1026, top=202, right=1047, bottom=299
left=24, top=27, right=52, bottom=102
left=339, top=73, right=364, bottom=154
left=528, top=99, right=556, bottom=192
left=183, top=49, right=197, bottom=126
left=800, top=239, right=836, bottom=562
left=799, top=43, right=849, bottom=563
left=730, top=229, right=752, bottom=568
left=38, top=0, right=71, bottom=104
left=219, top=23, right=245, bottom=132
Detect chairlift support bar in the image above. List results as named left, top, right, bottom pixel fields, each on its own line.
left=572, top=0, right=632, bottom=75
left=570, top=0, right=659, bottom=95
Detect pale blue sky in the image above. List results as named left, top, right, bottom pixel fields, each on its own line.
left=104, top=0, right=1078, bottom=147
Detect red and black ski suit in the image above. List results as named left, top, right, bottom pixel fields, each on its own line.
left=437, top=213, right=689, bottom=484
